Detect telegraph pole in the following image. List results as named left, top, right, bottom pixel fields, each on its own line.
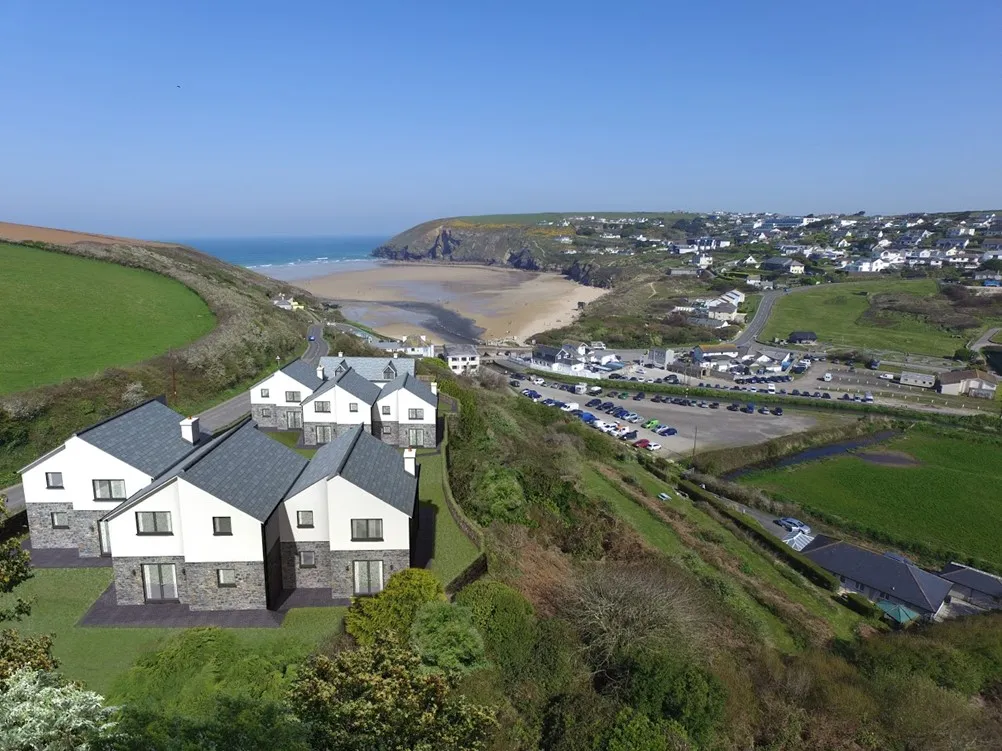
left=691, top=425, right=698, bottom=464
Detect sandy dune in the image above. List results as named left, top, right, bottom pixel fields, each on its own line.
left=297, top=263, right=607, bottom=343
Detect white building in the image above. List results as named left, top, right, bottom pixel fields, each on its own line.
left=441, top=344, right=481, bottom=375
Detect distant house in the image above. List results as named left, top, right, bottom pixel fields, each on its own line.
left=648, top=348, right=676, bottom=368
left=441, top=344, right=480, bottom=375
left=690, top=253, right=714, bottom=269
left=691, top=343, right=739, bottom=362
left=745, top=274, right=763, bottom=287
left=761, top=257, right=805, bottom=275
left=707, top=303, right=739, bottom=322
left=937, top=369, right=999, bottom=399
left=899, top=371, right=936, bottom=389
left=787, top=331, right=818, bottom=345
left=802, top=536, right=952, bottom=620
left=532, top=345, right=586, bottom=372
left=251, top=360, right=325, bottom=432
left=371, top=335, right=436, bottom=359
left=667, top=267, right=699, bottom=277
left=741, top=255, right=760, bottom=268
left=272, top=295, right=304, bottom=311
left=939, top=563, right=1002, bottom=610
left=982, top=238, right=1002, bottom=252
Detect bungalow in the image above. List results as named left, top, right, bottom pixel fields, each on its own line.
left=371, top=335, right=436, bottom=359
left=787, top=331, right=818, bottom=345
left=761, top=257, right=805, bottom=275
left=21, top=398, right=208, bottom=559
left=250, top=359, right=325, bottom=431
left=648, top=348, right=676, bottom=368
left=101, top=421, right=418, bottom=610
left=802, top=536, right=951, bottom=620
left=440, top=344, right=480, bottom=375
left=938, top=563, right=1002, bottom=610
left=937, top=369, right=999, bottom=399
left=899, top=371, right=936, bottom=389
left=691, top=343, right=739, bottom=362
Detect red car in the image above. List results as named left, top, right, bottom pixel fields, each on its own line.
left=633, top=438, right=650, bottom=449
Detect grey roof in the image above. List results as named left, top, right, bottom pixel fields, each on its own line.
left=285, top=425, right=416, bottom=516
left=533, top=345, right=561, bottom=362
left=442, top=344, right=479, bottom=358
left=302, top=367, right=381, bottom=405
left=789, top=331, right=817, bottom=340
left=379, top=373, right=437, bottom=405
left=78, top=398, right=205, bottom=477
left=939, top=563, right=1002, bottom=598
left=182, top=421, right=309, bottom=522
left=319, top=356, right=415, bottom=383
left=103, top=419, right=308, bottom=523
left=281, top=359, right=324, bottom=391
left=802, top=536, right=952, bottom=614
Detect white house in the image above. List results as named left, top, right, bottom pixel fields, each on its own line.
left=98, top=420, right=418, bottom=610
left=441, top=344, right=481, bottom=375
left=301, top=368, right=381, bottom=446
left=691, top=253, right=713, bottom=269
left=318, top=354, right=416, bottom=386
left=371, top=335, right=436, bottom=359
left=372, top=373, right=438, bottom=448
left=20, top=399, right=207, bottom=559
left=250, top=360, right=325, bottom=431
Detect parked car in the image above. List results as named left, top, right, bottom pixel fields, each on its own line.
left=633, top=438, right=651, bottom=449
left=643, top=419, right=659, bottom=429
left=622, top=430, right=639, bottom=441
left=775, top=517, right=811, bottom=534
left=709, top=402, right=719, bottom=409
left=772, top=407, right=783, bottom=416
left=758, top=407, right=770, bottom=414
left=879, top=373, right=894, bottom=381
left=586, top=398, right=602, bottom=408
left=633, top=392, right=646, bottom=401
left=646, top=442, right=662, bottom=451
left=727, top=403, right=740, bottom=411
left=509, top=379, right=522, bottom=387
left=659, top=427, right=678, bottom=436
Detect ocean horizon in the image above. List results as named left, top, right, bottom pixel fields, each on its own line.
left=174, top=235, right=389, bottom=280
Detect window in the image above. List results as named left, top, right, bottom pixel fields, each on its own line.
left=383, top=367, right=396, bottom=380
left=407, top=408, right=424, bottom=420
left=50, top=511, right=69, bottom=529
left=349, top=402, right=358, bottom=413
left=407, top=428, right=425, bottom=447
left=353, top=560, right=383, bottom=595
left=351, top=518, right=383, bottom=541
left=260, top=407, right=272, bottom=418
left=285, top=391, right=301, bottom=403
left=260, top=388, right=270, bottom=398
left=136, top=511, right=172, bottom=535
left=382, top=425, right=393, bottom=436
left=212, top=516, right=232, bottom=536
left=316, top=425, right=333, bottom=444
left=299, top=550, right=316, bottom=568
left=45, top=472, right=63, bottom=489
left=297, top=510, right=314, bottom=528
left=217, top=569, right=236, bottom=587
left=314, top=400, right=331, bottom=413
left=142, top=563, right=178, bottom=602
left=93, top=479, right=127, bottom=500
left=334, top=364, right=346, bottom=376
left=381, top=405, right=391, bottom=415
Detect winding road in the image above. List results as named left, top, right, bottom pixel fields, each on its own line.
left=2, top=322, right=328, bottom=515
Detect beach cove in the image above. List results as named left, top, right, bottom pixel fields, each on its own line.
left=294, top=262, right=608, bottom=344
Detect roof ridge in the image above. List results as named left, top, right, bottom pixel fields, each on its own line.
left=337, top=425, right=366, bottom=476
left=178, top=416, right=254, bottom=473
left=76, top=396, right=170, bottom=438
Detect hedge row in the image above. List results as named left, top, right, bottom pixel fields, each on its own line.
left=841, top=592, right=881, bottom=619
left=678, top=481, right=840, bottom=593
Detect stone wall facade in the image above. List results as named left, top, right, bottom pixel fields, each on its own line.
left=303, top=421, right=337, bottom=447
left=26, top=502, right=75, bottom=550
left=73, top=510, right=108, bottom=557
left=113, top=556, right=186, bottom=605
left=330, top=549, right=411, bottom=598
left=184, top=561, right=267, bottom=610
left=371, top=421, right=436, bottom=448
left=251, top=404, right=302, bottom=430
left=281, top=541, right=332, bottom=590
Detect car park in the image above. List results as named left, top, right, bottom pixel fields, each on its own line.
left=659, top=426, right=678, bottom=436
left=643, top=419, right=659, bottom=429
left=586, top=398, right=602, bottom=408
left=622, top=430, right=638, bottom=441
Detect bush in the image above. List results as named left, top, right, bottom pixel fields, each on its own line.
left=597, top=708, right=693, bottom=751
left=841, top=592, right=880, bottom=618
left=456, top=581, right=537, bottom=683
left=410, top=601, right=487, bottom=676
left=344, top=568, right=446, bottom=645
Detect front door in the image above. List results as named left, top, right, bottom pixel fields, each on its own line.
left=287, top=410, right=303, bottom=429
left=353, top=560, right=384, bottom=595
left=407, top=428, right=424, bottom=447
left=142, top=563, right=178, bottom=602
left=98, top=521, right=112, bottom=556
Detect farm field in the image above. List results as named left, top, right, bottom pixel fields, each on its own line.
left=760, top=279, right=964, bottom=356
left=0, top=243, right=215, bottom=394
left=740, top=432, right=1002, bottom=568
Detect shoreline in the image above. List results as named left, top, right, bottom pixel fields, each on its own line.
left=290, top=260, right=607, bottom=344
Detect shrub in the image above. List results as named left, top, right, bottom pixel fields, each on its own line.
left=456, top=580, right=537, bottom=683
left=840, top=592, right=880, bottom=619
left=597, top=708, right=693, bottom=751
left=410, top=601, right=487, bottom=676
left=345, top=568, right=446, bottom=645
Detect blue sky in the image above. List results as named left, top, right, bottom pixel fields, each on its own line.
left=2, top=0, right=1000, bottom=238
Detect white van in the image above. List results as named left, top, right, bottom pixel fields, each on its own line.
left=531, top=376, right=545, bottom=385
left=822, top=372, right=832, bottom=382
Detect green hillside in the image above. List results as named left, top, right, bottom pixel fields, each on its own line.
left=1, top=243, right=215, bottom=394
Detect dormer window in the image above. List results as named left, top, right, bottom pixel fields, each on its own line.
left=383, top=366, right=396, bottom=380
left=334, top=364, right=347, bottom=376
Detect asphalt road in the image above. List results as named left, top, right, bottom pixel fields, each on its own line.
left=2, top=324, right=329, bottom=514
left=971, top=327, right=1001, bottom=353
left=735, top=289, right=786, bottom=346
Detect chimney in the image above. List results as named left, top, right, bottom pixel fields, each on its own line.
left=393, top=352, right=399, bottom=358
left=316, top=365, right=325, bottom=381
left=180, top=417, right=200, bottom=444
left=338, top=351, right=344, bottom=357
left=403, top=448, right=416, bottom=476
left=430, top=382, right=438, bottom=395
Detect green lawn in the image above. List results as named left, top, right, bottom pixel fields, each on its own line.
left=417, top=452, right=481, bottom=585
left=0, top=244, right=215, bottom=394
left=0, top=568, right=345, bottom=695
left=760, top=279, right=964, bottom=356
left=740, top=432, right=1002, bottom=568
left=263, top=429, right=317, bottom=458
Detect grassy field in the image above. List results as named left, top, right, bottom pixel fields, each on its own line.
left=263, top=429, right=317, bottom=458
left=415, top=451, right=481, bottom=584
left=760, top=279, right=965, bottom=356
left=0, top=568, right=346, bottom=695
left=0, top=244, right=215, bottom=394
left=740, top=432, right=1002, bottom=568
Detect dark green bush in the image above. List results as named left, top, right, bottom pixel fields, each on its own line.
left=344, top=568, right=445, bottom=645
left=841, top=592, right=880, bottom=618
left=456, top=580, right=537, bottom=684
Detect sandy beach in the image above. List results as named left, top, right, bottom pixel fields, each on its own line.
left=295, top=263, right=607, bottom=343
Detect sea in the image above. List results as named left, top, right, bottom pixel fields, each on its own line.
left=173, top=236, right=388, bottom=281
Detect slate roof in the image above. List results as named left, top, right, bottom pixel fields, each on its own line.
left=379, top=372, right=437, bottom=405
left=788, top=331, right=818, bottom=341
left=802, top=535, right=952, bottom=614
left=77, top=398, right=206, bottom=477
left=533, top=345, right=562, bottom=362
left=280, top=359, right=324, bottom=391
left=103, top=419, right=308, bottom=523
left=285, top=425, right=416, bottom=516
left=319, top=356, right=415, bottom=383
left=939, top=563, right=1002, bottom=598
left=938, top=369, right=998, bottom=386
left=302, top=367, right=381, bottom=405
left=442, top=344, right=479, bottom=358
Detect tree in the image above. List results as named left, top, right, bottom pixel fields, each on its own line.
left=410, top=601, right=487, bottom=675
left=597, top=708, right=693, bottom=751
left=0, top=667, right=117, bottom=750
left=289, top=642, right=497, bottom=751
left=954, top=347, right=976, bottom=362
left=344, top=568, right=446, bottom=645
